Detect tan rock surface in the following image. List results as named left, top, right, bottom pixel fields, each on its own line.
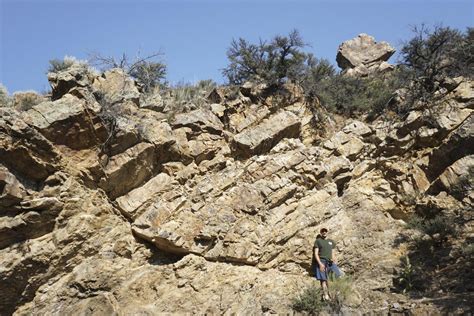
left=1, top=71, right=472, bottom=315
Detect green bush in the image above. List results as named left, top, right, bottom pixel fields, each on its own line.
left=291, top=284, right=324, bottom=314
left=400, top=25, right=474, bottom=106
left=407, top=214, right=457, bottom=241
left=222, top=29, right=310, bottom=86
left=129, top=60, right=167, bottom=93
left=291, top=276, right=354, bottom=314
left=313, top=73, right=401, bottom=116
left=327, top=275, right=354, bottom=312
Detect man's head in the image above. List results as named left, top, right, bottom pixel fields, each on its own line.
left=320, top=228, right=328, bottom=239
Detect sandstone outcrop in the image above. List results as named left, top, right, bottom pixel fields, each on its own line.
left=337, top=33, right=396, bottom=76
left=1, top=66, right=472, bottom=315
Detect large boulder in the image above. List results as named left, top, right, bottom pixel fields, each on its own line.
left=337, top=33, right=395, bottom=76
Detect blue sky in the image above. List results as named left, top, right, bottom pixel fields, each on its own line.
left=1, top=0, right=473, bottom=93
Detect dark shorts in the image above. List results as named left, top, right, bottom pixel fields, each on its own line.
left=314, top=258, right=342, bottom=281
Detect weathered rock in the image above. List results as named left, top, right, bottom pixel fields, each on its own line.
left=171, top=108, right=224, bottom=135
left=140, top=90, right=164, bottom=111
left=424, top=113, right=474, bottom=181
left=231, top=110, right=301, bottom=158
left=342, top=120, right=373, bottom=137
left=0, top=196, right=63, bottom=249
left=429, top=155, right=474, bottom=199
left=228, top=103, right=270, bottom=133
left=0, top=109, right=60, bottom=182
left=115, top=173, right=175, bottom=220
left=22, top=94, right=106, bottom=150
left=92, top=68, right=140, bottom=105
left=0, top=166, right=26, bottom=211
left=2, top=73, right=474, bottom=316
left=99, top=142, right=157, bottom=199
left=47, top=63, right=95, bottom=100
left=337, top=34, right=395, bottom=75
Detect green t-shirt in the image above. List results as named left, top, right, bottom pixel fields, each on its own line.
left=314, top=238, right=336, bottom=261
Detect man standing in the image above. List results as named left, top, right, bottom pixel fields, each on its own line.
left=313, top=227, right=342, bottom=301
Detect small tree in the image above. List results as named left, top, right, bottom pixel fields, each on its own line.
left=400, top=25, right=473, bottom=104
left=222, top=29, right=310, bottom=86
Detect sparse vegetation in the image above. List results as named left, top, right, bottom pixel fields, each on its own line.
left=47, top=55, right=91, bottom=74
left=89, top=51, right=167, bottom=92
left=12, top=91, right=44, bottom=111
left=162, top=79, right=217, bottom=115
left=400, top=25, right=474, bottom=107
left=396, top=256, right=417, bottom=293
left=291, top=284, right=324, bottom=314
left=291, top=276, right=355, bottom=314
left=327, top=275, right=354, bottom=313
left=407, top=213, right=458, bottom=242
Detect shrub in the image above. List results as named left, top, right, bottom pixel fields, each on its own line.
left=300, top=56, right=336, bottom=101
left=313, top=73, right=401, bottom=116
left=222, top=29, right=310, bottom=86
left=0, top=84, right=10, bottom=107
left=462, top=242, right=474, bottom=259
left=291, top=284, right=324, bottom=314
left=400, top=25, right=474, bottom=105
left=12, top=91, right=44, bottom=111
left=47, top=55, right=90, bottom=74
left=129, top=61, right=166, bottom=92
left=291, top=276, right=354, bottom=314
left=407, top=214, right=458, bottom=241
left=164, top=79, right=217, bottom=111
left=327, top=275, right=354, bottom=312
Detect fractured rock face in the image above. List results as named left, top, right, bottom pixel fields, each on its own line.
left=92, top=68, right=140, bottom=105
left=337, top=33, right=395, bottom=76
left=47, top=63, right=95, bottom=101
left=231, top=110, right=301, bottom=158
left=98, top=142, right=157, bottom=199
left=22, top=94, right=107, bottom=150
left=0, top=166, right=26, bottom=210
left=2, top=65, right=473, bottom=315
left=0, top=109, right=60, bottom=182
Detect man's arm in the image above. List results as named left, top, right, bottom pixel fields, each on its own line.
left=314, top=246, right=325, bottom=272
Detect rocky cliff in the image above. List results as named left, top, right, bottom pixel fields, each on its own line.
left=1, top=61, right=473, bottom=315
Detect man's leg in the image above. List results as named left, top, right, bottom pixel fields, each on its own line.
left=330, top=263, right=343, bottom=278
left=320, top=280, right=329, bottom=300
